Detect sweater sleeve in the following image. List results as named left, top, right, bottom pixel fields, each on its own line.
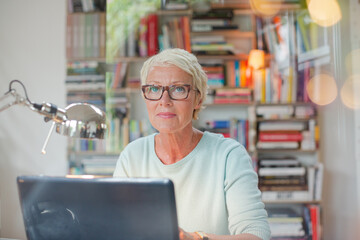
left=224, top=145, right=271, bottom=240
left=113, top=151, right=130, bottom=177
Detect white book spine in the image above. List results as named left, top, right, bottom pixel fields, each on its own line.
left=262, top=190, right=310, bottom=201
left=259, top=167, right=306, bottom=176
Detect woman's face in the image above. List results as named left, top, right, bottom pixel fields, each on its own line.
left=144, top=65, right=201, bottom=134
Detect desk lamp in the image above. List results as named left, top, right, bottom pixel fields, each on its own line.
left=0, top=80, right=107, bottom=154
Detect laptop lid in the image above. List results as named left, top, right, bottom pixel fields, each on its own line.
left=17, top=175, right=179, bottom=240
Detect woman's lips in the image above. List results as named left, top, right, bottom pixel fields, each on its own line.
left=157, top=112, right=176, bottom=119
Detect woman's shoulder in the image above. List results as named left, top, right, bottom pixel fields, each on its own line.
left=123, top=133, right=156, bottom=152
left=202, top=131, right=246, bottom=152
left=203, top=131, right=240, bottom=145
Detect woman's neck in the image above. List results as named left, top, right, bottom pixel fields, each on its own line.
left=155, top=127, right=203, bottom=165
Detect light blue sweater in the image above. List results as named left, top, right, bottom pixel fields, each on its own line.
left=113, top=131, right=271, bottom=240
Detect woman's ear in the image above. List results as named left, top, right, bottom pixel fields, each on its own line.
left=194, top=97, right=202, bottom=110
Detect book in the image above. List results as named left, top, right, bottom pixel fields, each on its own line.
left=127, top=21, right=137, bottom=57
left=147, top=14, right=159, bottom=56
left=314, top=163, right=323, bottom=201
left=296, top=10, right=311, bottom=52
left=259, top=176, right=306, bottom=186
left=66, top=14, right=73, bottom=58
left=257, top=141, right=299, bottom=149
left=92, top=13, right=100, bottom=58
left=206, top=120, right=230, bottom=129
left=215, top=88, right=251, bottom=96
left=259, top=157, right=300, bottom=167
left=303, top=205, right=313, bottom=237
left=308, top=204, right=321, bottom=240
left=258, top=121, right=306, bottom=131
left=99, top=12, right=106, bottom=57
left=268, top=207, right=306, bottom=238
left=161, top=0, right=189, bottom=10
left=260, top=185, right=308, bottom=191
left=268, top=207, right=303, bottom=222
left=262, top=190, right=310, bottom=201
left=256, top=105, right=295, bottom=119
left=258, top=131, right=303, bottom=142
left=182, top=16, right=191, bottom=52
left=258, top=166, right=306, bottom=177
left=138, top=16, right=148, bottom=56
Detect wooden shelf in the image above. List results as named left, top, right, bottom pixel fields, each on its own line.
left=191, top=30, right=255, bottom=38
left=67, top=87, right=141, bottom=94
left=156, top=9, right=193, bottom=16
left=210, top=2, right=301, bottom=11
left=210, top=2, right=251, bottom=9
left=204, top=102, right=254, bottom=107
left=256, top=149, right=317, bottom=153
left=112, top=56, right=147, bottom=63
left=68, top=151, right=121, bottom=156
left=256, top=117, right=317, bottom=122
left=113, top=53, right=272, bottom=62
left=255, top=102, right=315, bottom=106
left=67, top=57, right=107, bottom=62
left=264, top=200, right=321, bottom=204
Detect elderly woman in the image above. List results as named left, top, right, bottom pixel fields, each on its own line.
left=113, top=48, right=271, bottom=240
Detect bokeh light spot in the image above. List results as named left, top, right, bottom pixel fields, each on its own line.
left=250, top=0, right=283, bottom=17
left=340, top=75, right=360, bottom=109
left=306, top=73, right=338, bottom=105
left=308, top=0, right=342, bottom=27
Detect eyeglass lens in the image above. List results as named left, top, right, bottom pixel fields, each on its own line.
left=142, top=85, right=190, bottom=100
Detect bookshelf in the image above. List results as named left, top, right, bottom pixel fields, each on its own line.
left=65, top=1, right=325, bottom=239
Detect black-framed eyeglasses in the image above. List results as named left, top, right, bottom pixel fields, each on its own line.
left=141, top=84, right=198, bottom=101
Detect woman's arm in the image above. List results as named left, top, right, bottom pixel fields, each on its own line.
left=179, top=228, right=262, bottom=240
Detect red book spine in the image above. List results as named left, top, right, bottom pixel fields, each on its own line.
left=221, top=132, right=231, bottom=138
left=245, top=120, right=249, bottom=149
left=147, top=14, right=158, bottom=56
left=182, top=16, right=191, bottom=52
left=258, top=132, right=303, bottom=142
left=309, top=205, right=319, bottom=240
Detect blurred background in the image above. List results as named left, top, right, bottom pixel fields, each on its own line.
left=0, top=0, right=359, bottom=239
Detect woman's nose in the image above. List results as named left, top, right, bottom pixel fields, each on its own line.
left=159, top=89, right=173, bottom=105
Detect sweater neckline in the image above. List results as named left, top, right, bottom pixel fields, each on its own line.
left=150, top=131, right=209, bottom=170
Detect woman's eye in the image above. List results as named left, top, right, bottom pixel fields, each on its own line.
left=149, top=86, right=160, bottom=92
left=174, top=86, right=186, bottom=92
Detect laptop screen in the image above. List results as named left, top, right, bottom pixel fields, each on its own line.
left=17, top=176, right=179, bottom=240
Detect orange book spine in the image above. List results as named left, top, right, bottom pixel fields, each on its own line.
left=182, top=16, right=191, bottom=52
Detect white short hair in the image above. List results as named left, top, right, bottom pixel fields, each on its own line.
left=140, top=48, right=208, bottom=120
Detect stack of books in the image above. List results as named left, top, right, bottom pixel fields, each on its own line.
left=81, top=155, right=118, bottom=176
left=66, top=61, right=106, bottom=91
left=259, top=157, right=320, bottom=202
left=225, top=60, right=252, bottom=88
left=202, top=63, right=225, bottom=88
left=267, top=207, right=306, bottom=239
left=258, top=157, right=308, bottom=192
left=203, top=119, right=249, bottom=149
left=256, top=105, right=295, bottom=119
left=159, top=16, right=191, bottom=52
left=191, top=8, right=237, bottom=55
left=213, top=88, right=252, bottom=104
left=256, top=121, right=307, bottom=150
left=66, top=12, right=106, bottom=59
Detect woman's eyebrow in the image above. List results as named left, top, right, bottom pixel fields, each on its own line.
left=146, top=81, right=190, bottom=85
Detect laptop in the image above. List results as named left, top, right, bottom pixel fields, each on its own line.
left=17, top=175, right=179, bottom=240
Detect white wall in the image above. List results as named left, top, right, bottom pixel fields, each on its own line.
left=0, top=0, right=67, bottom=239
left=0, top=0, right=359, bottom=240
left=321, top=0, right=360, bottom=239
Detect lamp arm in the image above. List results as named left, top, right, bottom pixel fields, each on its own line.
left=0, top=89, right=29, bottom=112
left=1, top=80, right=107, bottom=154
left=0, top=81, right=67, bottom=123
